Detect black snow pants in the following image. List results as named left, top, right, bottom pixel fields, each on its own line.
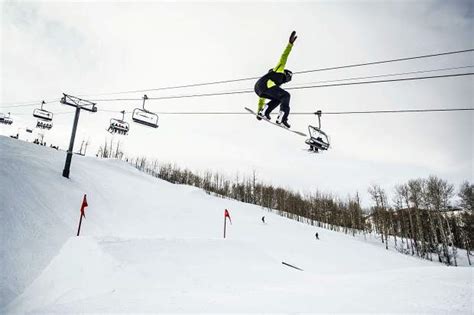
left=255, top=85, right=291, bottom=122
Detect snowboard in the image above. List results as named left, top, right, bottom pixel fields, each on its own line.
left=244, top=107, right=307, bottom=137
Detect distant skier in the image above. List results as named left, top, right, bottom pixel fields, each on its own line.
left=254, top=31, right=297, bottom=128
left=315, top=232, right=319, bottom=240
left=262, top=216, right=265, bottom=223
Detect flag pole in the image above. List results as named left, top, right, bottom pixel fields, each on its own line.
left=77, top=214, right=83, bottom=236
left=223, top=213, right=227, bottom=239
left=76, top=194, right=88, bottom=236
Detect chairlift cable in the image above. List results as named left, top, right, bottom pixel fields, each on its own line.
left=0, top=99, right=59, bottom=109
left=89, top=72, right=474, bottom=102
left=296, top=65, right=474, bottom=86
left=2, top=63, right=473, bottom=108
left=288, top=72, right=474, bottom=92
left=311, top=108, right=474, bottom=115
left=11, top=111, right=73, bottom=116
left=150, top=108, right=473, bottom=115
left=73, top=48, right=474, bottom=97
left=6, top=107, right=472, bottom=117
left=130, top=65, right=473, bottom=97
left=296, top=48, right=474, bottom=75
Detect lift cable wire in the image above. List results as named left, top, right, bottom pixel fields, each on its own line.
left=3, top=70, right=473, bottom=110
left=73, top=48, right=474, bottom=97
left=295, top=65, right=474, bottom=86
left=152, top=108, right=474, bottom=115
left=292, top=108, right=474, bottom=115
left=8, top=107, right=473, bottom=117
left=296, top=48, right=474, bottom=75
left=0, top=99, right=60, bottom=109
left=88, top=72, right=474, bottom=102
left=188, top=65, right=474, bottom=96
left=1, top=48, right=473, bottom=107
left=10, top=111, right=74, bottom=116
left=8, top=64, right=466, bottom=108
left=0, top=99, right=57, bottom=107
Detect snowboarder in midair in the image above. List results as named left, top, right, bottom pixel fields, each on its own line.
left=254, top=31, right=297, bottom=128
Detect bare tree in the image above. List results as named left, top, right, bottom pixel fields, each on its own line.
left=458, top=181, right=473, bottom=265
left=425, top=176, right=455, bottom=265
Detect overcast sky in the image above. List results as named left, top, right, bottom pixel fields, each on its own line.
left=1, top=0, right=472, bottom=206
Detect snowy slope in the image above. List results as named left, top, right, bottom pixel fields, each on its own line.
left=0, top=136, right=472, bottom=313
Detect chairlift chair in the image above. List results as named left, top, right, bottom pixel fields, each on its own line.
left=108, top=110, right=130, bottom=135
left=0, top=112, right=13, bottom=125
left=33, top=101, right=54, bottom=130
left=36, top=120, right=53, bottom=130
left=132, top=95, right=159, bottom=128
left=33, top=101, right=53, bottom=121
left=305, top=110, right=330, bottom=153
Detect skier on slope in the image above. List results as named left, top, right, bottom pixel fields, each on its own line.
left=254, top=31, right=297, bottom=128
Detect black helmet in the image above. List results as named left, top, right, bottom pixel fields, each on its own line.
left=284, top=69, right=293, bottom=82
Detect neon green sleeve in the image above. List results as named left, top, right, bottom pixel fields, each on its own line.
left=273, top=43, right=293, bottom=73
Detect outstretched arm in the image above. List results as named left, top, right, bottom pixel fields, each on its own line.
left=257, top=31, right=297, bottom=110
left=273, top=31, right=297, bottom=73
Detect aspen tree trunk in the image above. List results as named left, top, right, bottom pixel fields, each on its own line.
left=407, top=211, right=416, bottom=255
left=415, top=208, right=426, bottom=258
left=444, top=216, right=457, bottom=266
left=391, top=212, right=397, bottom=250
left=398, top=185, right=417, bottom=255
left=437, top=212, right=451, bottom=265
left=427, top=211, right=442, bottom=263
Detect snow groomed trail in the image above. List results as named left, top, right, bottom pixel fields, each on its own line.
left=0, top=136, right=472, bottom=313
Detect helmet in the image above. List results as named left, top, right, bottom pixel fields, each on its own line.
left=284, top=69, right=293, bottom=82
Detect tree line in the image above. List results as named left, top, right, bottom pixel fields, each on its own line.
left=97, top=141, right=473, bottom=266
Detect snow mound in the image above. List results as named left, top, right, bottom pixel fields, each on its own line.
left=7, top=237, right=292, bottom=313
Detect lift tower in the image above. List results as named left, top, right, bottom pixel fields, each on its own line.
left=60, top=93, right=97, bottom=178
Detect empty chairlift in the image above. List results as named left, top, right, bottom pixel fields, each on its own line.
left=305, top=110, right=330, bottom=153
left=108, top=110, right=130, bottom=135
left=33, top=101, right=53, bottom=130
left=132, top=95, right=159, bottom=128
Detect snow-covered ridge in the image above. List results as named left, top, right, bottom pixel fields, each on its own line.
left=0, top=136, right=471, bottom=313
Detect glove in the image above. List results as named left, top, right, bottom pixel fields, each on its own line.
left=289, top=31, right=297, bottom=44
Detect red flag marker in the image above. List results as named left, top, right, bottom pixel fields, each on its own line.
left=80, top=195, right=88, bottom=218
left=77, top=194, right=88, bottom=236
left=224, top=209, right=232, bottom=224
left=223, top=209, right=232, bottom=238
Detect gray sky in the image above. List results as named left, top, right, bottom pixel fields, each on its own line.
left=1, top=0, right=473, bottom=206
